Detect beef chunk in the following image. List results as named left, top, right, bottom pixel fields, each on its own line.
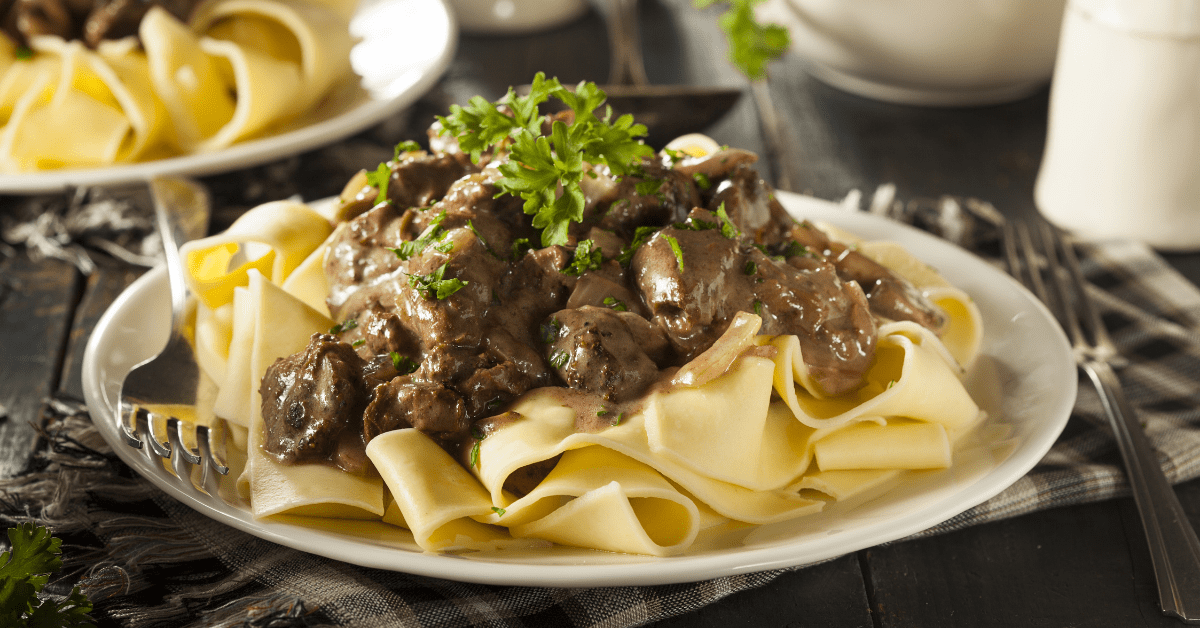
left=543, top=306, right=666, bottom=402
left=791, top=221, right=947, bottom=331
left=363, top=377, right=468, bottom=443
left=632, top=214, right=876, bottom=396
left=258, top=334, right=369, bottom=472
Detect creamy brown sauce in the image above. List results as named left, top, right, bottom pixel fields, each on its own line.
left=257, top=126, right=949, bottom=476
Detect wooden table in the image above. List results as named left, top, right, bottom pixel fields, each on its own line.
left=3, top=1, right=1199, bottom=625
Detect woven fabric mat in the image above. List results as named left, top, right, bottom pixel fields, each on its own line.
left=7, top=190, right=1200, bottom=627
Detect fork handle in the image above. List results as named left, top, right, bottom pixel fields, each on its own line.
left=1085, top=360, right=1200, bottom=623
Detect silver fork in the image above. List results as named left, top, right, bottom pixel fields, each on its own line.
left=119, top=176, right=229, bottom=492
left=1005, top=216, right=1200, bottom=623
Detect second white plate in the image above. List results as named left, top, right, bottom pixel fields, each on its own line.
left=81, top=191, right=1077, bottom=587
left=0, top=0, right=456, bottom=193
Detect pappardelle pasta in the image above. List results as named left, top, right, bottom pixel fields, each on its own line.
left=0, top=0, right=352, bottom=172
left=176, top=85, right=985, bottom=557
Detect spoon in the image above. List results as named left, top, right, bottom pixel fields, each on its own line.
left=534, top=0, right=742, bottom=147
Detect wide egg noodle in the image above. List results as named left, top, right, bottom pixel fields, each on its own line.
left=191, top=0, right=352, bottom=111
left=237, top=270, right=384, bottom=519
left=279, top=228, right=336, bottom=317
left=140, top=6, right=237, bottom=148
left=211, top=285, right=254, bottom=427
left=856, top=239, right=984, bottom=369
left=644, top=356, right=814, bottom=492
left=194, top=300, right=234, bottom=395
left=813, top=420, right=951, bottom=471
left=771, top=326, right=981, bottom=434
left=365, top=428, right=531, bottom=552
left=475, top=387, right=825, bottom=526
left=93, top=38, right=173, bottom=162
left=193, top=37, right=303, bottom=151
left=0, top=40, right=130, bottom=170
left=180, top=199, right=333, bottom=310
left=474, top=446, right=701, bottom=557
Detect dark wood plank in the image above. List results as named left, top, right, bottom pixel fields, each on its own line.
left=0, top=255, right=81, bottom=477
left=57, top=263, right=145, bottom=402
left=652, top=554, right=873, bottom=627
left=862, top=488, right=1200, bottom=628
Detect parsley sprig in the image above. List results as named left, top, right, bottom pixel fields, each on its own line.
left=1, top=523, right=94, bottom=627
left=437, top=73, right=655, bottom=246
left=696, top=0, right=789, bottom=81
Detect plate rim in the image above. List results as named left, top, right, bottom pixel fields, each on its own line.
left=81, top=190, right=1077, bottom=587
left=0, top=0, right=457, bottom=194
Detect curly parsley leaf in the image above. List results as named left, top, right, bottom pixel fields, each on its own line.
left=407, top=263, right=468, bottom=300
left=697, top=0, right=789, bottom=81
left=0, top=523, right=94, bottom=627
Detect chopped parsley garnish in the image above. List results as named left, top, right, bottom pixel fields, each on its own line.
left=549, top=350, right=570, bottom=369
left=611, top=412, right=624, bottom=426
left=693, top=172, right=712, bottom=190
left=603, top=296, right=628, bottom=311
left=1, top=523, right=95, bottom=627
left=715, top=204, right=740, bottom=239
left=437, top=73, right=654, bottom=246
left=665, top=234, right=685, bottom=273
left=696, top=0, right=790, bottom=81
left=561, top=239, right=603, bottom=275
left=491, top=506, right=506, bottom=517
left=469, top=426, right=487, bottom=467
left=406, top=263, right=468, bottom=300
left=744, top=260, right=757, bottom=275
left=540, top=318, right=562, bottom=344
left=781, top=241, right=811, bottom=258
left=597, top=409, right=610, bottom=416
left=14, top=46, right=32, bottom=60
left=662, top=147, right=685, bottom=166
left=388, top=211, right=449, bottom=261
left=466, top=219, right=497, bottom=257
left=329, top=319, right=358, bottom=334
left=753, top=300, right=763, bottom=316
left=393, top=140, right=422, bottom=158
left=365, top=162, right=390, bottom=202
left=389, top=352, right=419, bottom=374
left=616, top=225, right=658, bottom=267
left=511, top=237, right=532, bottom=260
left=351, top=339, right=365, bottom=347
left=635, top=178, right=663, bottom=197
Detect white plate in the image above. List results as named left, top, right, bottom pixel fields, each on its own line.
left=0, top=0, right=456, bottom=194
left=81, top=191, right=1077, bottom=587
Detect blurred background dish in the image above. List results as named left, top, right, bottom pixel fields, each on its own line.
left=758, top=0, right=1067, bottom=106
left=447, top=0, right=589, bottom=35
left=1035, top=0, right=1200, bottom=250
left=0, top=0, right=456, bottom=193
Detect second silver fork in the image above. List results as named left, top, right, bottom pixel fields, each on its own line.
left=1005, top=216, right=1200, bottom=623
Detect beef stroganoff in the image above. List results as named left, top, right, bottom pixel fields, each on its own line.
left=177, top=78, right=984, bottom=556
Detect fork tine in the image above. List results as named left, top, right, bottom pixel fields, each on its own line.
left=196, top=425, right=230, bottom=475
left=168, top=418, right=202, bottom=465
left=140, top=408, right=173, bottom=458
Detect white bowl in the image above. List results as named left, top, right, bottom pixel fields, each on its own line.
left=447, top=0, right=588, bottom=35
left=760, top=0, right=1068, bottom=106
